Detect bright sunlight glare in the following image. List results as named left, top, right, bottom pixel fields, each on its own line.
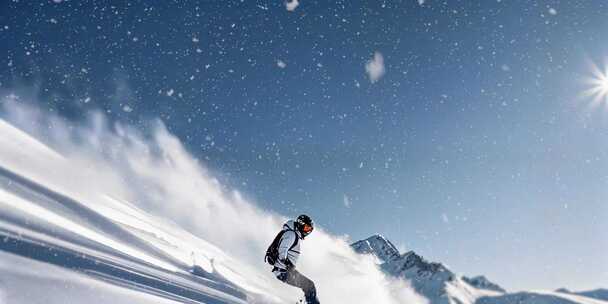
left=583, top=59, right=608, bottom=109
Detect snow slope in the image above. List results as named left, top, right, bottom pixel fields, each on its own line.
left=0, top=250, right=186, bottom=304
left=0, top=99, right=426, bottom=304
left=557, top=289, right=608, bottom=302
left=0, top=154, right=261, bottom=304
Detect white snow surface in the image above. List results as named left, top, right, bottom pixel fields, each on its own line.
left=0, top=250, right=190, bottom=304
left=0, top=98, right=426, bottom=304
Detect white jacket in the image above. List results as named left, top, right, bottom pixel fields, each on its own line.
left=273, top=220, right=302, bottom=271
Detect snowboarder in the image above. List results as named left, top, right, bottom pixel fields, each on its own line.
left=265, top=214, right=319, bottom=304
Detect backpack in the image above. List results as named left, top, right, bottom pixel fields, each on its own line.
left=264, top=229, right=298, bottom=265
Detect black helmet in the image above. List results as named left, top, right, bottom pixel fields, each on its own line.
left=295, top=214, right=314, bottom=237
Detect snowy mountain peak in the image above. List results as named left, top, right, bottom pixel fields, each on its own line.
left=352, top=235, right=498, bottom=304
left=383, top=249, right=454, bottom=282
left=351, top=235, right=607, bottom=304
left=351, top=234, right=400, bottom=264
left=352, top=235, right=454, bottom=282
left=462, top=275, right=506, bottom=293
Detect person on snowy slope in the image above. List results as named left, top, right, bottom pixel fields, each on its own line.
left=265, top=214, right=319, bottom=304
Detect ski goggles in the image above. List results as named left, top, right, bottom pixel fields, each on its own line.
left=302, top=223, right=313, bottom=234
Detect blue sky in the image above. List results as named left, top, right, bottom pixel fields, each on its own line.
left=1, top=0, right=607, bottom=291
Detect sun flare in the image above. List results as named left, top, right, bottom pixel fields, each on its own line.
left=583, top=59, right=608, bottom=108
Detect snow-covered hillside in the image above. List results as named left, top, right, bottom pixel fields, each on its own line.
left=0, top=101, right=426, bottom=304
left=557, top=289, right=608, bottom=302
left=351, top=235, right=607, bottom=304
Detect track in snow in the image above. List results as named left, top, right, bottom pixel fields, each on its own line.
left=0, top=164, right=249, bottom=304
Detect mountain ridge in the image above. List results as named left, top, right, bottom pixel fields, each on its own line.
left=351, top=234, right=606, bottom=304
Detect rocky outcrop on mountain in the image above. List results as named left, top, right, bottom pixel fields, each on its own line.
left=463, top=275, right=506, bottom=293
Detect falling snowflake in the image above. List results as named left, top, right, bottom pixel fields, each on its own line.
left=285, top=0, right=299, bottom=11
